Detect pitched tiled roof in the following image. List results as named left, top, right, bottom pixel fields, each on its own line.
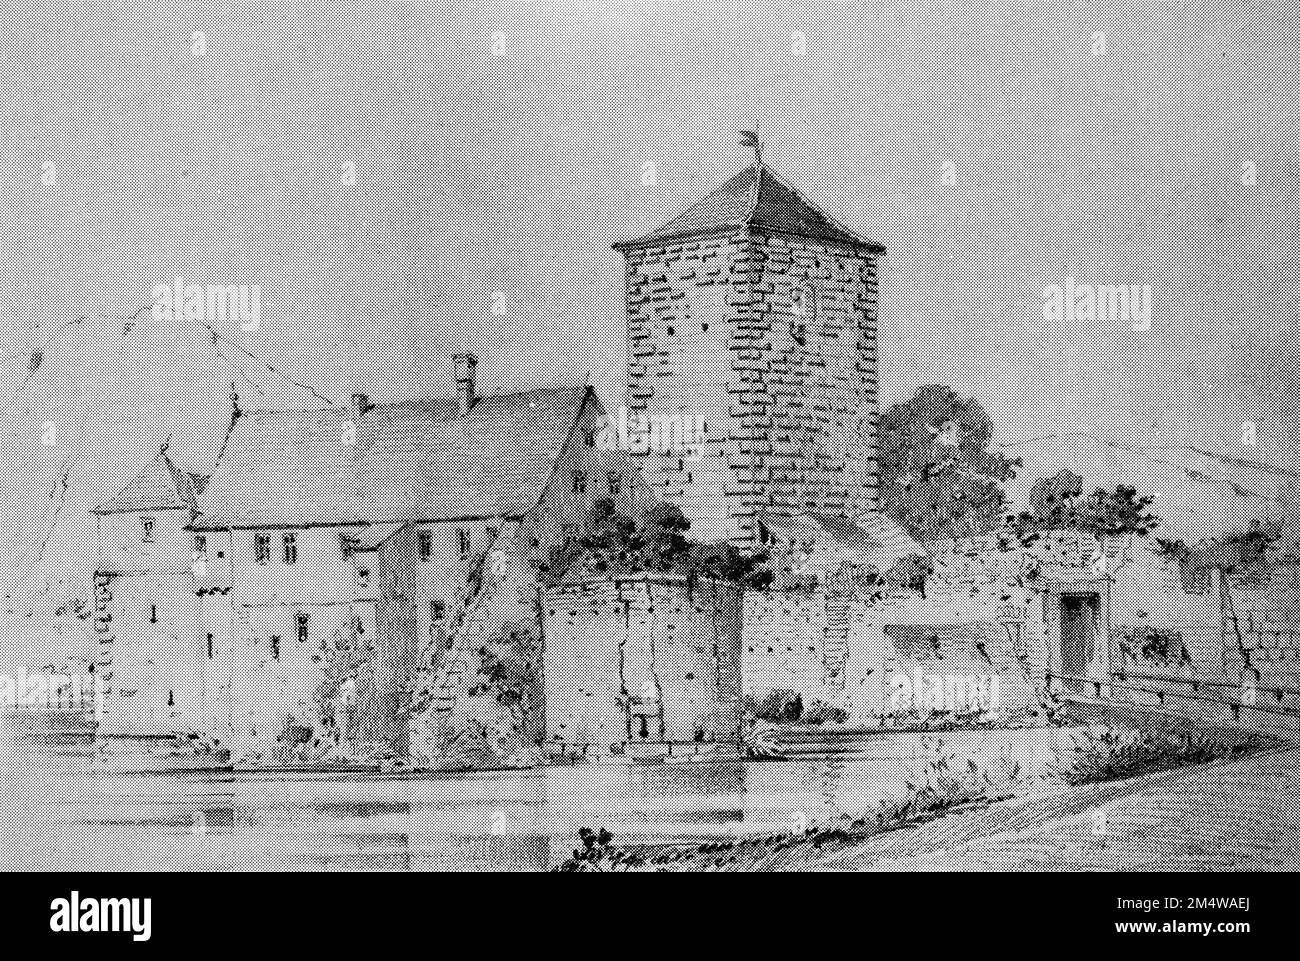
left=93, top=450, right=203, bottom=515
left=615, top=164, right=883, bottom=253
left=815, top=513, right=920, bottom=562
left=762, top=511, right=921, bottom=570
left=192, top=386, right=596, bottom=529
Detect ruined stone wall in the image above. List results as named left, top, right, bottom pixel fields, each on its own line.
left=1110, top=540, right=1300, bottom=674
left=622, top=230, right=879, bottom=545
left=742, top=591, right=843, bottom=705
left=740, top=533, right=1126, bottom=724
left=543, top=576, right=743, bottom=752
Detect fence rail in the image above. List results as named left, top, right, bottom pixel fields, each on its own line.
left=1045, top=671, right=1300, bottom=721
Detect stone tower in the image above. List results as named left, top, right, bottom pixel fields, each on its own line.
left=615, top=144, right=884, bottom=545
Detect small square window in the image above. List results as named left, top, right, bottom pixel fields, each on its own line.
left=791, top=285, right=816, bottom=319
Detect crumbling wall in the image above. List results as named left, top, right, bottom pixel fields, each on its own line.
left=543, top=576, right=743, bottom=754
left=742, top=591, right=843, bottom=706
left=742, top=532, right=1124, bottom=725
left=406, top=520, right=546, bottom=769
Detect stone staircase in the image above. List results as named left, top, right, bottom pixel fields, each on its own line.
left=821, top=598, right=850, bottom=687
left=92, top=572, right=115, bottom=726
left=407, top=550, right=496, bottom=754
left=408, top=521, right=538, bottom=761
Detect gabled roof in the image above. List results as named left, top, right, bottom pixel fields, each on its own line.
left=615, top=164, right=883, bottom=253
left=192, top=385, right=597, bottom=529
left=93, top=449, right=204, bottom=515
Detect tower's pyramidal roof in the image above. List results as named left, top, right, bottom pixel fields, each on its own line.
left=616, top=163, right=883, bottom=253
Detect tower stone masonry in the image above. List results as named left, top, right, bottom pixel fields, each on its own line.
left=616, top=156, right=884, bottom=545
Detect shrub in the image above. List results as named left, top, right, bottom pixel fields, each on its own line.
left=1117, top=625, right=1190, bottom=665
left=554, top=827, right=614, bottom=872
left=802, top=700, right=849, bottom=725
left=553, top=499, right=772, bottom=590
left=744, top=690, right=804, bottom=724
left=1058, top=725, right=1263, bottom=785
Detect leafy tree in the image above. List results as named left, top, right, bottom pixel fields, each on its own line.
left=1010, top=471, right=1159, bottom=541
left=1028, top=470, right=1084, bottom=522
left=878, top=386, right=1020, bottom=541
left=885, top=554, right=935, bottom=598
left=1157, top=521, right=1283, bottom=592
left=552, top=499, right=772, bottom=590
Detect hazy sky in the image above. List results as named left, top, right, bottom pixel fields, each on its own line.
left=0, top=0, right=1296, bottom=605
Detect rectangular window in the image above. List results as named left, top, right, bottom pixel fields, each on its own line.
left=431, top=600, right=445, bottom=634
left=297, top=613, right=309, bottom=645
left=206, top=633, right=214, bottom=659
left=141, top=517, right=155, bottom=543
left=457, top=530, right=470, bottom=559
left=418, top=530, right=433, bottom=562
left=608, top=471, right=621, bottom=496
left=485, top=525, right=498, bottom=545
left=193, top=534, right=208, bottom=558
left=283, top=532, right=297, bottom=564
left=791, top=284, right=816, bottom=321
left=356, top=568, right=370, bottom=590
left=340, top=533, right=358, bottom=559
left=254, top=534, right=271, bottom=564
left=573, top=470, right=587, bottom=494
left=149, top=603, right=157, bottom=624
left=270, top=636, right=281, bottom=660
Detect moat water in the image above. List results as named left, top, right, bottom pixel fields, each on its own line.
left=0, top=710, right=1071, bottom=870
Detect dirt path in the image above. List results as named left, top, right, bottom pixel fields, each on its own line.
left=644, top=746, right=1300, bottom=871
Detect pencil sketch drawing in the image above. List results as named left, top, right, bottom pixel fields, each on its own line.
left=1, top=0, right=1297, bottom=871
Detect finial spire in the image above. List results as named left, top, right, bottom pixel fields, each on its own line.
left=740, top=130, right=764, bottom=216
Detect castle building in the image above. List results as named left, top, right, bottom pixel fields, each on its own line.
left=90, top=450, right=208, bottom=736
left=92, top=143, right=936, bottom=760
left=615, top=150, right=885, bottom=546
left=92, top=357, right=634, bottom=755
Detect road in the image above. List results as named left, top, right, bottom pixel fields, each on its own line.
left=799, top=745, right=1300, bottom=870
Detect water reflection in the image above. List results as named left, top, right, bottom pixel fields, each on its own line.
left=1, top=710, right=1068, bottom=871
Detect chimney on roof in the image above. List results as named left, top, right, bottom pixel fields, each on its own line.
left=352, top=393, right=371, bottom=420
left=453, top=353, right=477, bottom=416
